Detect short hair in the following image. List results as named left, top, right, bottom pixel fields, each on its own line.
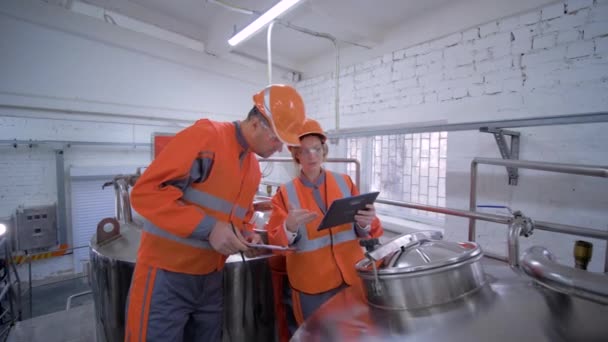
left=246, top=106, right=264, bottom=121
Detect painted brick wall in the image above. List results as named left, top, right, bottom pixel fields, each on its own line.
left=447, top=123, right=608, bottom=272
left=296, top=0, right=608, bottom=272
left=0, top=147, right=57, bottom=216
left=298, top=0, right=608, bottom=129
left=0, top=115, right=174, bottom=280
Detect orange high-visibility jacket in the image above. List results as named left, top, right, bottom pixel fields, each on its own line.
left=131, top=119, right=259, bottom=275
left=267, top=170, right=383, bottom=294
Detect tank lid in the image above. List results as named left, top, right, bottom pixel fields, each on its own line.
left=356, top=231, right=481, bottom=274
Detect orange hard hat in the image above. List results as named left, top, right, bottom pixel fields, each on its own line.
left=253, top=84, right=306, bottom=146
left=298, top=118, right=326, bottom=143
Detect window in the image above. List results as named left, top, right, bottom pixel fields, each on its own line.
left=345, top=132, right=447, bottom=223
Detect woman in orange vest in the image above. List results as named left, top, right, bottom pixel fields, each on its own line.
left=124, top=84, right=306, bottom=342
left=266, top=118, right=383, bottom=335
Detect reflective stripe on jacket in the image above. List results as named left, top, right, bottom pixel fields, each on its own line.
left=269, top=170, right=378, bottom=294
left=132, top=119, right=260, bottom=275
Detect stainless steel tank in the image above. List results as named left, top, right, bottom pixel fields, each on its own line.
left=292, top=231, right=608, bottom=342
left=90, top=222, right=277, bottom=342
left=223, top=195, right=276, bottom=341
left=222, top=253, right=275, bottom=341
left=89, top=176, right=277, bottom=342
left=90, top=217, right=139, bottom=342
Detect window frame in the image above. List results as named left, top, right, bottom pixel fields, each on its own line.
left=340, top=131, right=448, bottom=227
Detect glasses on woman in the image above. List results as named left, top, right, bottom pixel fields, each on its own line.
left=297, top=145, right=323, bottom=157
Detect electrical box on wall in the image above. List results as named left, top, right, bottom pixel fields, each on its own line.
left=14, top=204, right=58, bottom=251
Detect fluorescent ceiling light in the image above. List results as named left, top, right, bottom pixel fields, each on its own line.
left=228, top=0, right=303, bottom=47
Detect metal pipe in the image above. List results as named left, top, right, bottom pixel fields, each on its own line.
left=114, top=183, right=122, bottom=222
left=0, top=280, right=10, bottom=303
left=27, top=251, right=32, bottom=318
left=0, top=323, right=12, bottom=339
left=207, top=0, right=255, bottom=15
left=0, top=139, right=150, bottom=148
left=276, top=21, right=371, bottom=50
left=55, top=150, right=69, bottom=246
left=3, top=236, right=14, bottom=322
left=116, top=178, right=133, bottom=224
left=65, top=290, right=93, bottom=310
left=267, top=21, right=275, bottom=84
left=469, top=160, right=478, bottom=241
left=377, top=197, right=607, bottom=245
left=473, top=158, right=608, bottom=178
left=8, top=243, right=22, bottom=321
left=333, top=39, right=340, bottom=131
left=508, top=223, right=522, bottom=269
left=469, top=158, right=608, bottom=247
left=271, top=20, right=344, bottom=131
left=0, top=102, right=195, bottom=126
left=375, top=199, right=513, bottom=225
left=521, top=246, right=608, bottom=304
left=326, top=112, right=608, bottom=138
left=534, top=220, right=608, bottom=240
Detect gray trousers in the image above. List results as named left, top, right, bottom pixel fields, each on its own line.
left=125, top=264, right=223, bottom=342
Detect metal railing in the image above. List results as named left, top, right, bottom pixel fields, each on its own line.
left=259, top=155, right=608, bottom=271
left=16, top=244, right=91, bottom=320
left=469, top=158, right=608, bottom=272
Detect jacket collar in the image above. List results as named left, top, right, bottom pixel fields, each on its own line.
left=299, top=168, right=325, bottom=188
left=233, top=121, right=250, bottom=160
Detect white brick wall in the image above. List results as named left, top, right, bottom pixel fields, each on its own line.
left=298, top=0, right=608, bottom=128
left=0, top=147, right=57, bottom=216
left=296, top=1, right=608, bottom=272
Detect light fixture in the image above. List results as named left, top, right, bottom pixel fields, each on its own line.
left=0, top=223, right=6, bottom=236
left=228, top=0, right=303, bottom=47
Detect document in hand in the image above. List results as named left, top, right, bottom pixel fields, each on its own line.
left=317, top=192, right=380, bottom=231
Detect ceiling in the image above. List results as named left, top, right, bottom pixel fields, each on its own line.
left=71, top=0, right=454, bottom=70
left=67, top=0, right=557, bottom=76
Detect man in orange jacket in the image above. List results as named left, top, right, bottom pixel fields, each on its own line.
left=266, top=119, right=383, bottom=336
left=124, top=84, right=306, bottom=342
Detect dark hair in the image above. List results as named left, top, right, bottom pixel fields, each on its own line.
left=246, top=106, right=263, bottom=121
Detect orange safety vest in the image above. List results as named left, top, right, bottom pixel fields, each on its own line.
left=131, top=120, right=260, bottom=275
left=280, top=171, right=366, bottom=294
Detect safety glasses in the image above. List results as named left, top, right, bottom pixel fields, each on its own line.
left=296, top=145, right=323, bottom=157
left=259, top=117, right=281, bottom=144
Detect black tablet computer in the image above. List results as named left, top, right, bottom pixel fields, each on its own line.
left=317, top=191, right=380, bottom=231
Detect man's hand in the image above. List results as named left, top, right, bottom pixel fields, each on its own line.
left=354, top=204, right=376, bottom=228
left=208, top=221, right=249, bottom=255
left=243, top=233, right=265, bottom=258
left=286, top=204, right=318, bottom=232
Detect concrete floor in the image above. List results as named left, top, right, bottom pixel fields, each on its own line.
left=20, top=275, right=91, bottom=319
left=7, top=275, right=96, bottom=342
left=7, top=303, right=95, bottom=342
